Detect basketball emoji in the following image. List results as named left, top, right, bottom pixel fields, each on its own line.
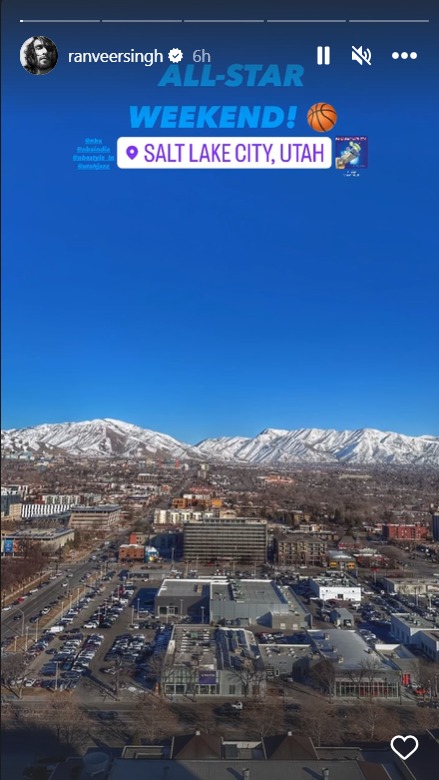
left=307, top=103, right=338, bottom=132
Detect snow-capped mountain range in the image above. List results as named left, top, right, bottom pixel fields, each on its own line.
left=1, top=419, right=198, bottom=460
left=1, top=418, right=439, bottom=467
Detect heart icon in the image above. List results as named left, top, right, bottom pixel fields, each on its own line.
left=390, top=735, right=419, bottom=761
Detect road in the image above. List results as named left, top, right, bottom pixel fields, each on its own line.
left=1, top=556, right=105, bottom=643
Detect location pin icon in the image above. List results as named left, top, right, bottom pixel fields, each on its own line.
left=126, top=145, right=138, bottom=160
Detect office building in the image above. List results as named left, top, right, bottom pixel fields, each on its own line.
left=69, top=505, right=120, bottom=530
left=183, top=517, right=267, bottom=564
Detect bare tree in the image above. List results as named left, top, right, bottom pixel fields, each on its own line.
left=310, top=659, right=336, bottom=701
left=36, top=697, right=93, bottom=750
left=229, top=663, right=266, bottom=699
left=244, top=696, right=285, bottom=738
left=359, top=658, right=385, bottom=699
left=416, top=659, right=438, bottom=700
left=146, top=653, right=189, bottom=700
left=1, top=654, right=29, bottom=699
left=129, top=694, right=179, bottom=743
left=408, top=704, right=439, bottom=734
left=347, top=702, right=400, bottom=742
left=301, top=701, right=341, bottom=747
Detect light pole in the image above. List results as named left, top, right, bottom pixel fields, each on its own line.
left=180, top=599, right=184, bottom=618
left=24, top=626, right=29, bottom=652
left=17, top=609, right=25, bottom=637
left=136, top=598, right=140, bottom=619
left=55, top=661, right=59, bottom=691
left=131, top=605, right=135, bottom=625
left=35, top=618, right=39, bottom=643
left=201, top=606, right=205, bottom=625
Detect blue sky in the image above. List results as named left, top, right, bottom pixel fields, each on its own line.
left=2, top=0, right=438, bottom=442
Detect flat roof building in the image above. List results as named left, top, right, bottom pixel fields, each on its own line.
left=183, top=517, right=267, bottom=564
left=307, top=629, right=401, bottom=699
left=330, top=607, right=354, bottom=628
left=382, top=578, right=439, bottom=596
left=274, top=534, right=328, bottom=566
left=309, top=575, right=362, bottom=604
left=1, top=527, right=74, bottom=553
left=119, top=543, right=145, bottom=561
left=390, top=613, right=439, bottom=661
left=69, top=504, right=120, bottom=530
left=155, top=579, right=211, bottom=621
left=210, top=579, right=312, bottom=630
left=0, top=494, right=22, bottom=521
left=160, top=625, right=266, bottom=699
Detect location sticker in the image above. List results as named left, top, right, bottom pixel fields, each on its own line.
left=126, top=145, right=138, bottom=160
left=390, top=735, right=419, bottom=761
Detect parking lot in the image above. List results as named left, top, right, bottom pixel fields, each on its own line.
left=13, top=575, right=171, bottom=701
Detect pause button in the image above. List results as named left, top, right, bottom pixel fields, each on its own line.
left=317, top=46, right=331, bottom=65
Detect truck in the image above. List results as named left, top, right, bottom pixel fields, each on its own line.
left=48, top=625, right=64, bottom=634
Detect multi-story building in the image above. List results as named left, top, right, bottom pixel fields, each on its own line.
left=183, top=517, right=267, bottom=564
left=118, top=543, right=145, bottom=562
left=0, top=494, right=22, bottom=521
left=69, top=505, right=120, bottom=531
left=274, top=534, right=327, bottom=566
left=1, top=484, right=29, bottom=498
left=39, top=494, right=80, bottom=505
left=21, top=503, right=74, bottom=518
left=154, top=508, right=210, bottom=525
left=383, top=523, right=428, bottom=541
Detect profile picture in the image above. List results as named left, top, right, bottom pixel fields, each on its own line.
left=20, top=36, right=58, bottom=75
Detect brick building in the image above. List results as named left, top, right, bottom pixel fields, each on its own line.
left=274, top=535, right=328, bottom=566
left=118, top=543, right=145, bottom=562
left=382, top=523, right=428, bottom=541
